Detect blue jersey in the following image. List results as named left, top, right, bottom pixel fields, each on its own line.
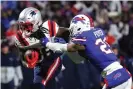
left=72, top=28, right=117, bottom=72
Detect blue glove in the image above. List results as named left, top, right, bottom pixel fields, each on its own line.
left=41, top=37, right=49, bottom=47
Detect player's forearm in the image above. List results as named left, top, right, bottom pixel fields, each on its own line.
left=18, top=41, right=84, bottom=53
left=46, top=42, right=68, bottom=53
left=46, top=42, right=84, bottom=52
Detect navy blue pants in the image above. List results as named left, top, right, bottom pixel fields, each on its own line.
left=34, top=57, right=62, bottom=89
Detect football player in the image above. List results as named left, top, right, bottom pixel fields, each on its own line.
left=39, top=14, right=132, bottom=89
left=11, top=7, right=68, bottom=89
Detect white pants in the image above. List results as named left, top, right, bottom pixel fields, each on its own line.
left=102, top=77, right=132, bottom=89
left=102, top=62, right=132, bottom=89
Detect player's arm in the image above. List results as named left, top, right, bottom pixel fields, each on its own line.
left=18, top=33, right=86, bottom=53
left=18, top=38, right=85, bottom=52
left=67, top=43, right=85, bottom=51
left=45, top=42, right=85, bottom=52
left=44, top=39, right=85, bottom=52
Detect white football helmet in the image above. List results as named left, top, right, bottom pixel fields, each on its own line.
left=69, top=14, right=94, bottom=36
left=18, top=7, right=42, bottom=33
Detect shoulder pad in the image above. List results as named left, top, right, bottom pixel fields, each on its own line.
left=41, top=20, right=59, bottom=38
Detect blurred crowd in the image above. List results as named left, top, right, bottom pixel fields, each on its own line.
left=1, top=1, right=133, bottom=89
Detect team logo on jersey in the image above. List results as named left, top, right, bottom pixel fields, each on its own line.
left=72, top=17, right=85, bottom=24
left=113, top=72, right=121, bottom=80
left=30, top=11, right=36, bottom=17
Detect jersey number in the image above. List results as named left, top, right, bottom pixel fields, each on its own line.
left=95, top=38, right=113, bottom=54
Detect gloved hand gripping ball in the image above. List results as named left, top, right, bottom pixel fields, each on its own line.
left=23, top=50, right=39, bottom=68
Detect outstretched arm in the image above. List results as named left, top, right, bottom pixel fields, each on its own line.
left=19, top=40, right=85, bottom=53
left=67, top=43, right=85, bottom=52
left=45, top=41, right=85, bottom=52
left=18, top=26, right=85, bottom=52
left=43, top=26, right=85, bottom=52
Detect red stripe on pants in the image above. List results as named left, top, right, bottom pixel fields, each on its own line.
left=42, top=57, right=61, bottom=86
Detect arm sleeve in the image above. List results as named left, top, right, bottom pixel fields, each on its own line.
left=46, top=42, right=68, bottom=53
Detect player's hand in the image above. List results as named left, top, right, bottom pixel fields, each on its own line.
left=24, top=50, right=39, bottom=68
left=40, top=37, right=49, bottom=47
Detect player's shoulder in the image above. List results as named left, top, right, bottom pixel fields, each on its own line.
left=41, top=20, right=59, bottom=37
left=93, top=27, right=104, bottom=30
left=41, top=20, right=59, bottom=30
left=80, top=27, right=105, bottom=38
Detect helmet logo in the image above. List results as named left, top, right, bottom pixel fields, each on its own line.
left=72, top=17, right=85, bottom=24
left=30, top=11, right=36, bottom=17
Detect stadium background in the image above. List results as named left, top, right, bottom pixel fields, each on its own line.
left=1, top=1, right=133, bottom=89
